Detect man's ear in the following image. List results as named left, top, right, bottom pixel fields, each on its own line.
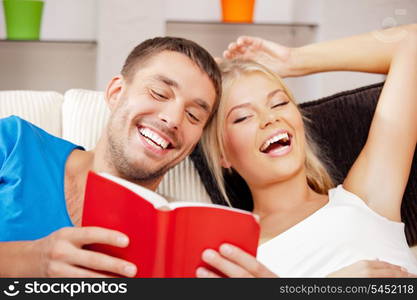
left=105, top=75, right=124, bottom=111
left=220, top=155, right=232, bottom=169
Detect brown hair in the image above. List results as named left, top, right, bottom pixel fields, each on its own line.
left=202, top=59, right=334, bottom=206
left=121, top=37, right=222, bottom=121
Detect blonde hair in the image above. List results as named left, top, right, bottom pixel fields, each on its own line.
left=201, top=59, right=334, bottom=206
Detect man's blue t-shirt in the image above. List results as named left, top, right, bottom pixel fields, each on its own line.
left=0, top=116, right=84, bottom=241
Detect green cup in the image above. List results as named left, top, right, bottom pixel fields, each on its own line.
left=3, top=0, right=44, bottom=40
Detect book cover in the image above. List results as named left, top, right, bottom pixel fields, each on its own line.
left=82, top=171, right=260, bottom=278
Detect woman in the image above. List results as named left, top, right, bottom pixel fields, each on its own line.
left=197, top=24, right=417, bottom=277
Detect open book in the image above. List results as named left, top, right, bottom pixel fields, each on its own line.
left=82, top=171, right=260, bottom=278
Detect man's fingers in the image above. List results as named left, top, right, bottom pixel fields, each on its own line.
left=68, top=248, right=137, bottom=278
left=43, top=227, right=135, bottom=277
left=64, top=227, right=129, bottom=248
left=219, top=243, right=276, bottom=277
left=46, top=261, right=115, bottom=278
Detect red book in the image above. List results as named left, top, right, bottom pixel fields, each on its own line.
left=82, top=171, right=260, bottom=278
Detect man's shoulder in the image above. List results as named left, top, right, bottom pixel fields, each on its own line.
left=0, top=114, right=84, bottom=152
left=0, top=115, right=44, bottom=134
left=0, top=115, right=47, bottom=142
left=0, top=115, right=64, bottom=147
left=0, top=115, right=28, bottom=144
left=0, top=114, right=25, bottom=128
left=0, top=116, right=36, bottom=164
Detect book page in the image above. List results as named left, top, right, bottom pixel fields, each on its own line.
left=167, top=201, right=257, bottom=217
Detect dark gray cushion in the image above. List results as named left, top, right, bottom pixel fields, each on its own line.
left=190, top=82, right=417, bottom=246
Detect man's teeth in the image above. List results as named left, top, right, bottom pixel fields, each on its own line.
left=139, top=127, right=170, bottom=149
left=260, top=132, right=289, bottom=152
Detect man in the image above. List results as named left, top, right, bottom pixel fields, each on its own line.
left=0, top=37, right=221, bottom=277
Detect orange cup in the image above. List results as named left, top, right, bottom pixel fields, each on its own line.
left=221, top=0, right=255, bottom=23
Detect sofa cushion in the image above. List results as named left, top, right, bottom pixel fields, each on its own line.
left=0, top=90, right=63, bottom=137
left=191, top=82, right=417, bottom=246
left=62, top=89, right=110, bottom=150
left=62, top=89, right=211, bottom=204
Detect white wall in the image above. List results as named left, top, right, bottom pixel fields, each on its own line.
left=316, top=0, right=417, bottom=97
left=96, top=0, right=165, bottom=90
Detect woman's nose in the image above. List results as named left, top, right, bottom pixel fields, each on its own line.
left=260, top=112, right=279, bottom=129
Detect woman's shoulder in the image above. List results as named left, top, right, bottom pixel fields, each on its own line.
left=328, top=184, right=372, bottom=206
left=328, top=184, right=404, bottom=226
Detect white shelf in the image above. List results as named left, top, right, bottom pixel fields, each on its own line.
left=0, top=40, right=97, bottom=93
left=166, top=20, right=317, bottom=27
left=0, top=40, right=96, bottom=44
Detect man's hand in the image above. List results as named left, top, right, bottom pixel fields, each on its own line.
left=33, top=226, right=137, bottom=277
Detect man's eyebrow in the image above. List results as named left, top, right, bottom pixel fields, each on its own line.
left=226, top=103, right=251, bottom=118
left=193, top=98, right=211, bottom=113
left=155, top=74, right=211, bottom=113
left=155, top=74, right=179, bottom=88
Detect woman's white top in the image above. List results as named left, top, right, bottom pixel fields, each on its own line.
left=257, top=185, right=417, bottom=277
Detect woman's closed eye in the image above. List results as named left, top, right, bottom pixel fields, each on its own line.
left=271, top=100, right=289, bottom=109
left=233, top=115, right=252, bottom=124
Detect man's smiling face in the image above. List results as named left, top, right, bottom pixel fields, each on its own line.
left=105, top=51, right=217, bottom=187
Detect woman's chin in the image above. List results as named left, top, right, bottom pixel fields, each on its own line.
left=244, top=163, right=304, bottom=187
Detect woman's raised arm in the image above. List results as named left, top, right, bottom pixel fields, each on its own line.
left=343, top=28, right=417, bottom=221
left=224, top=24, right=417, bottom=77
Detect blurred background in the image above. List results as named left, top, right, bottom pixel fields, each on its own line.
left=0, top=0, right=416, bottom=102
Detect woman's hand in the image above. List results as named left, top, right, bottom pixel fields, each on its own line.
left=327, top=260, right=416, bottom=278
left=223, top=36, right=300, bottom=78
left=195, top=243, right=277, bottom=278
left=33, top=226, right=137, bottom=277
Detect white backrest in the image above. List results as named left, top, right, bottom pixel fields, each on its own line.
left=0, top=90, right=63, bottom=137
left=62, top=89, right=110, bottom=150
left=62, top=89, right=211, bottom=203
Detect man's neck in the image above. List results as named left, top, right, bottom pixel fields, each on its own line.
left=92, top=136, right=163, bottom=191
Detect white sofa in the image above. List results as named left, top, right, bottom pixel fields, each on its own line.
left=0, top=89, right=211, bottom=204
left=1, top=89, right=416, bottom=259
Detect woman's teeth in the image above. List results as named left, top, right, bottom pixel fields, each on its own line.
left=260, top=132, right=290, bottom=153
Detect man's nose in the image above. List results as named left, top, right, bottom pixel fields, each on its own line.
left=158, top=101, right=184, bottom=130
